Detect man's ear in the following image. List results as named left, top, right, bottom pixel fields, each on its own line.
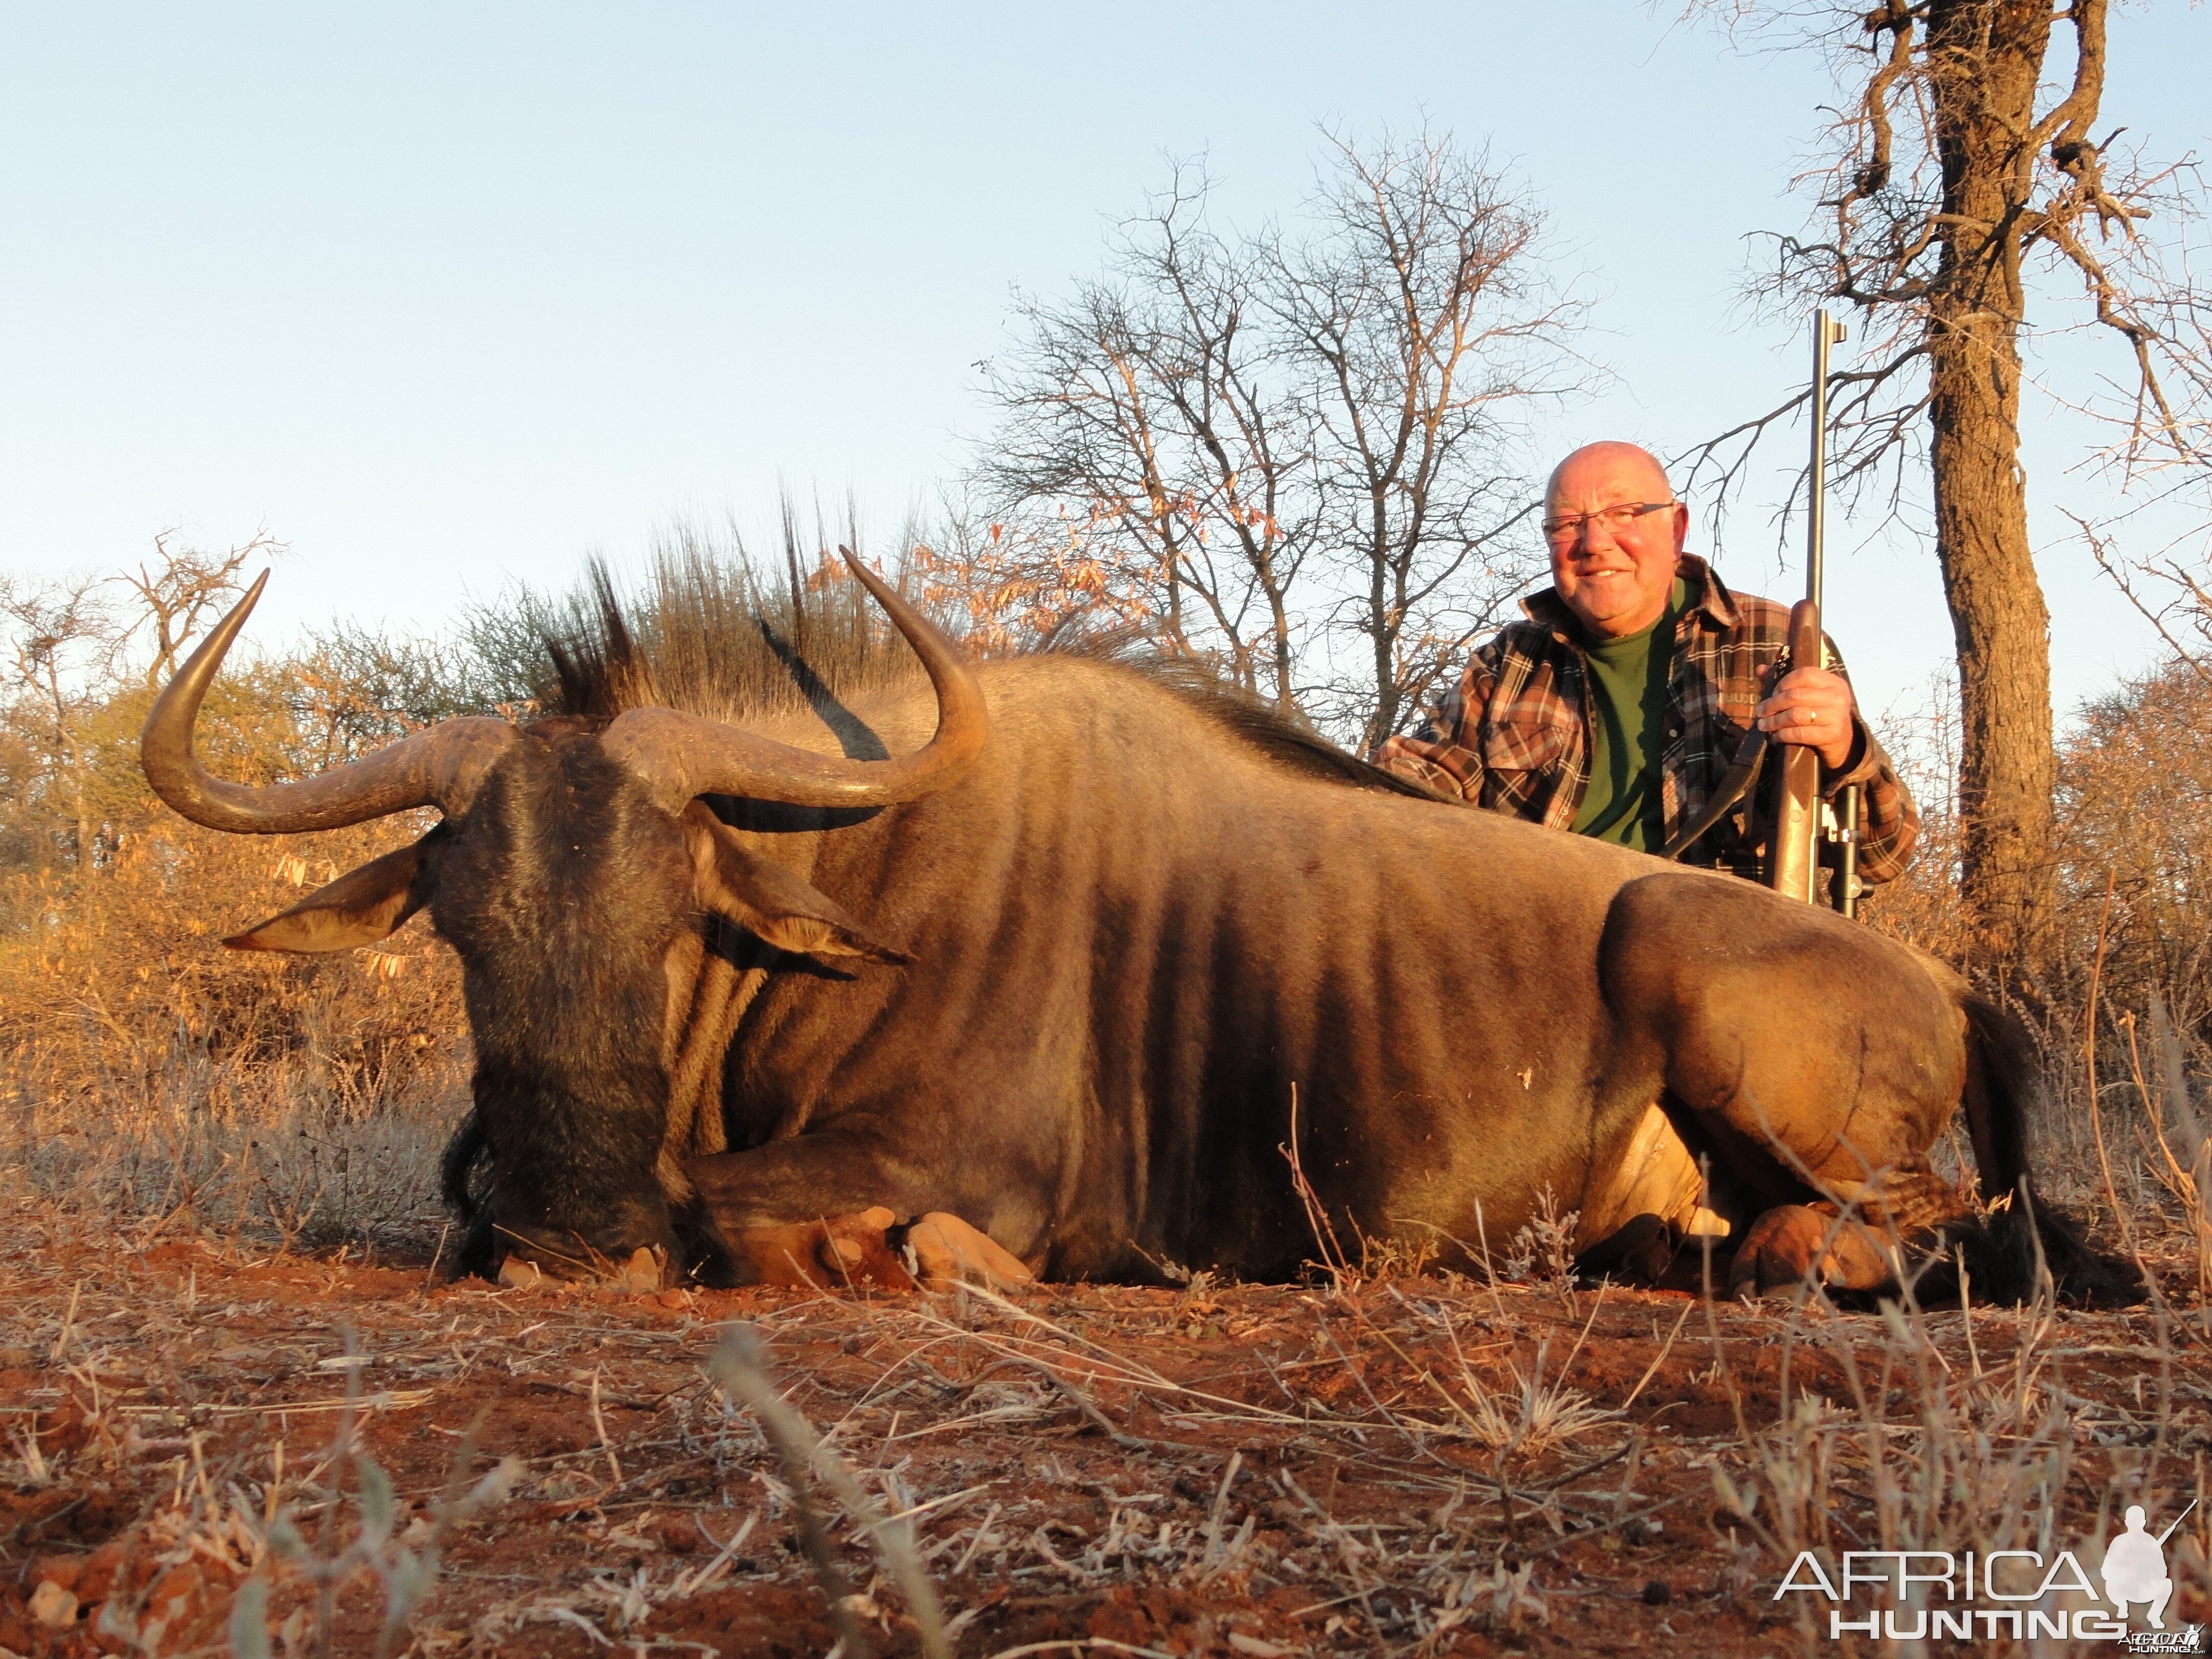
left=224, top=826, right=446, bottom=953
left=679, top=802, right=910, bottom=965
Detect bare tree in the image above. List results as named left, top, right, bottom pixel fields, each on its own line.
left=1, top=533, right=286, bottom=879
left=1682, top=0, right=2212, bottom=968
left=973, top=127, right=1585, bottom=743
left=2086, top=516, right=2212, bottom=689
left=1278, top=131, right=1580, bottom=753
left=0, top=573, right=110, bottom=871
left=976, top=166, right=1312, bottom=707
left=109, top=528, right=282, bottom=690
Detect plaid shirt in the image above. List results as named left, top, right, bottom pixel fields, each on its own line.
left=1375, top=555, right=1918, bottom=885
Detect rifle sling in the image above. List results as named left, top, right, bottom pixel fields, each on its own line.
left=1661, top=728, right=1769, bottom=862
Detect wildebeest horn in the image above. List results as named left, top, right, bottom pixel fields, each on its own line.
left=602, top=550, right=987, bottom=809
left=141, top=571, right=517, bottom=833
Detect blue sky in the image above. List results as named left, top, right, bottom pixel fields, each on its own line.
left=4, top=3, right=2207, bottom=726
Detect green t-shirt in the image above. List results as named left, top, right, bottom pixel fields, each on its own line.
left=1569, top=579, right=1690, bottom=853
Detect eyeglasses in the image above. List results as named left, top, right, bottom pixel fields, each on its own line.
left=1541, top=501, right=1677, bottom=544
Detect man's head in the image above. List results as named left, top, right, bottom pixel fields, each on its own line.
left=1543, top=441, right=1689, bottom=639
left=2128, top=1505, right=2149, bottom=1531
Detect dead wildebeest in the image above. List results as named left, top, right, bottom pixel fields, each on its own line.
left=141, top=555, right=2133, bottom=1304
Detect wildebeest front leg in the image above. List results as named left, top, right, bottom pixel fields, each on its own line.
left=686, top=1136, right=1034, bottom=1291
left=1599, top=873, right=1971, bottom=1291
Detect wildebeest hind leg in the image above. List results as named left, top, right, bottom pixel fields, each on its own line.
left=1600, top=875, right=1974, bottom=1292
left=1572, top=1100, right=1733, bottom=1283
left=1728, top=1161, right=1968, bottom=1297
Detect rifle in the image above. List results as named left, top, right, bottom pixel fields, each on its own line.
left=1768, top=310, right=1849, bottom=906
left=1664, top=309, right=1862, bottom=914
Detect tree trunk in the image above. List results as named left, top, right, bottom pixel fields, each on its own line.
left=1926, top=0, right=2059, bottom=966
left=1365, top=493, right=1397, bottom=756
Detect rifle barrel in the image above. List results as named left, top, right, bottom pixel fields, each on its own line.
left=1807, top=310, right=1846, bottom=612
left=2156, top=1497, right=2199, bottom=1547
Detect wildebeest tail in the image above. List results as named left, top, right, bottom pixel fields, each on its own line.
left=440, top=1110, right=491, bottom=1222
left=1950, top=990, right=2142, bottom=1305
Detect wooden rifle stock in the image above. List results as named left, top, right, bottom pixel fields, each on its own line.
left=1767, top=598, right=1825, bottom=903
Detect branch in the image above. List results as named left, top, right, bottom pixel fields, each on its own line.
left=2078, top=511, right=2212, bottom=692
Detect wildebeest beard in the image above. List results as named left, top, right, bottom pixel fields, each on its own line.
left=431, top=724, right=701, bottom=1281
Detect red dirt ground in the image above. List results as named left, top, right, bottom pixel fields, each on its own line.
left=3, top=1225, right=2207, bottom=1657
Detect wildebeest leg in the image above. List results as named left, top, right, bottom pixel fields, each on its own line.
left=1727, top=1158, right=1970, bottom=1295
left=687, top=1135, right=1038, bottom=1289
left=714, top=1207, right=1032, bottom=1290
left=1572, top=1100, right=1732, bottom=1282
left=1728, top=1204, right=1894, bottom=1296
left=1599, top=874, right=1972, bottom=1293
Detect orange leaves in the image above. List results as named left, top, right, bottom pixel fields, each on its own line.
left=269, top=852, right=338, bottom=889
left=912, top=528, right=1159, bottom=656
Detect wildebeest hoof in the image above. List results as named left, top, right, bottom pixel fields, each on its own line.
left=1729, top=1204, right=1893, bottom=1300
left=498, top=1254, right=546, bottom=1291
left=1574, top=1211, right=1677, bottom=1285
left=498, top=1244, right=667, bottom=1295
left=899, top=1212, right=1034, bottom=1291
left=607, top=1246, right=666, bottom=1294
left=725, top=1207, right=921, bottom=1290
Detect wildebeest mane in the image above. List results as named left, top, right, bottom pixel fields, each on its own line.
left=537, top=533, right=937, bottom=728
left=526, top=534, right=1446, bottom=801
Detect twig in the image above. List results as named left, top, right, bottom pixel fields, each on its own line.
left=1281, top=1081, right=1352, bottom=1286
left=710, top=1329, right=952, bottom=1659
left=1620, top=1298, right=1695, bottom=1413
left=589, top=1369, right=623, bottom=1489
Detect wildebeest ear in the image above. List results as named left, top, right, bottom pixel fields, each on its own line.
left=223, top=827, right=445, bottom=953
left=679, top=803, right=910, bottom=965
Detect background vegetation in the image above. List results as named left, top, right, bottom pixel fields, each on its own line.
left=5, top=506, right=2212, bottom=1266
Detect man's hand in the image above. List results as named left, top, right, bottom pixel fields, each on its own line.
left=1756, top=665, right=1857, bottom=771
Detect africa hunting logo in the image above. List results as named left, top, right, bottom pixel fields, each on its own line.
left=1773, top=1500, right=2203, bottom=1647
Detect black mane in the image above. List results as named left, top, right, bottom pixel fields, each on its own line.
left=534, top=543, right=1448, bottom=803
left=539, top=541, right=933, bottom=727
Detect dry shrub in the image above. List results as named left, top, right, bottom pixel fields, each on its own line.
left=2058, top=661, right=2212, bottom=1032
left=1861, top=663, right=2212, bottom=1268
left=3, top=631, right=474, bottom=1249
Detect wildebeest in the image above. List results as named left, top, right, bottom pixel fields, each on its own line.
left=141, top=557, right=2130, bottom=1302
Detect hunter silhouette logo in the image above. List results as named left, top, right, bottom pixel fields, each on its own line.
left=2105, top=1503, right=2185, bottom=1630
left=1773, top=1497, right=2204, bottom=1643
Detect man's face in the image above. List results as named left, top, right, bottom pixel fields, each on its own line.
left=1544, top=448, right=1688, bottom=639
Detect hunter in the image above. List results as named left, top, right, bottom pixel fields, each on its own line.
left=1378, top=440, right=1918, bottom=885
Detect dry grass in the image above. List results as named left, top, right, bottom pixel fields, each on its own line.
left=4, top=822, right=467, bottom=1259
left=3, top=1189, right=2208, bottom=1657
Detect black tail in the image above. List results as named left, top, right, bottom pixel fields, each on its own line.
left=1951, top=992, right=2143, bottom=1305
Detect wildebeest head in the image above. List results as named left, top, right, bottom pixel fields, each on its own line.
left=140, top=555, right=984, bottom=1288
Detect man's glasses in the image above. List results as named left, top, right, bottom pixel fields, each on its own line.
left=1541, top=501, right=1676, bottom=544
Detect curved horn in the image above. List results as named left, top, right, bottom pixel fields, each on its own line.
left=141, top=571, right=517, bottom=834
left=602, top=550, right=987, bottom=810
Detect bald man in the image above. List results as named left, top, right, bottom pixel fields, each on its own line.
left=1378, top=442, right=1917, bottom=886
